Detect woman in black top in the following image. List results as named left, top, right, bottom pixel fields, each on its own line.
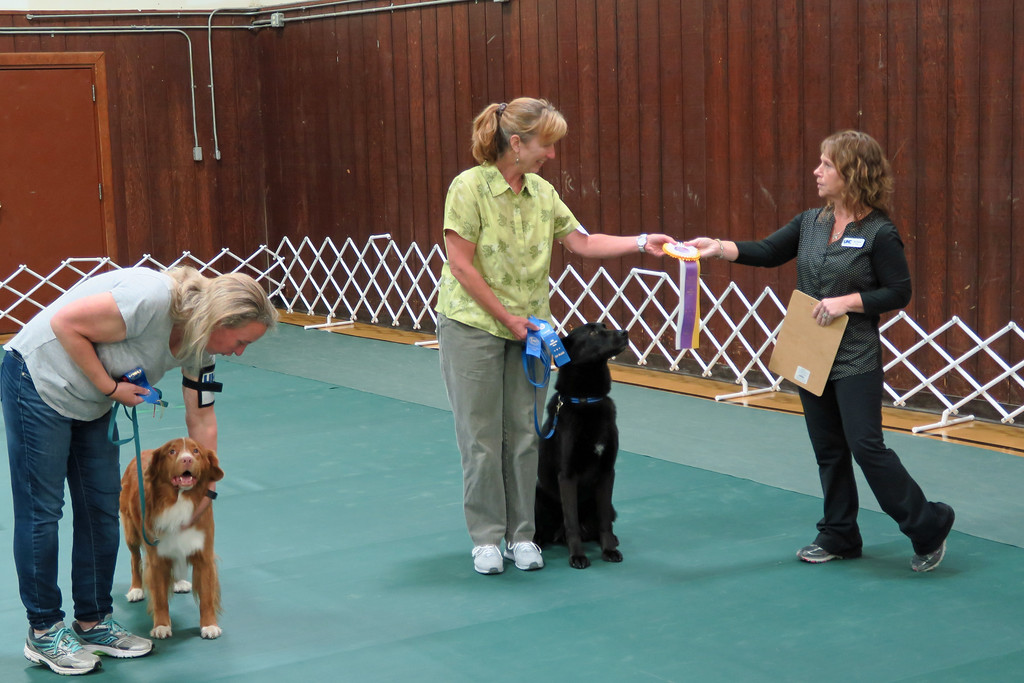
left=685, top=130, right=954, bottom=572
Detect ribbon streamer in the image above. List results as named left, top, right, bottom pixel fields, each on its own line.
left=523, top=316, right=570, bottom=437
left=663, top=244, right=702, bottom=349
left=525, top=315, right=570, bottom=368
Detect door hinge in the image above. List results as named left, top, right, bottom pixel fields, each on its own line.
left=92, top=84, right=96, bottom=102
left=98, top=183, right=103, bottom=200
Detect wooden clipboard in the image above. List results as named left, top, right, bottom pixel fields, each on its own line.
left=767, top=290, right=848, bottom=396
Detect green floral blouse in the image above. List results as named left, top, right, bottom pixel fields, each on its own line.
left=436, top=164, right=580, bottom=340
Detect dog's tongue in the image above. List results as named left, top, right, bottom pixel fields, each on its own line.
left=172, top=474, right=196, bottom=488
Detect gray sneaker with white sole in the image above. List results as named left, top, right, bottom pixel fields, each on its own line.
left=24, top=621, right=101, bottom=675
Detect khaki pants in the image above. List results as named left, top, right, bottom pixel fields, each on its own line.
left=437, top=315, right=547, bottom=547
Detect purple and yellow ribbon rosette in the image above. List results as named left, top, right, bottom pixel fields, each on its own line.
left=663, top=243, right=701, bottom=349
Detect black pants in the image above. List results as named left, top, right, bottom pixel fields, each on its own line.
left=798, top=367, right=953, bottom=556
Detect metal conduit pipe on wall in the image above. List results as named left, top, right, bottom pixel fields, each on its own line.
left=249, top=0, right=510, bottom=27
left=0, top=26, right=216, bottom=159
left=19, top=0, right=509, bottom=159
left=27, top=0, right=508, bottom=23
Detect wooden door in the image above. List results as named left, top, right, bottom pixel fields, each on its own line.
left=0, top=52, right=116, bottom=334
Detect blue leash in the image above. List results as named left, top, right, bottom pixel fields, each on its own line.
left=106, top=368, right=167, bottom=547
left=528, top=390, right=606, bottom=440
left=108, top=404, right=160, bottom=547
left=523, top=317, right=570, bottom=439
left=524, top=351, right=557, bottom=439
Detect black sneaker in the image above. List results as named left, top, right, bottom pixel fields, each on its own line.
left=24, top=621, right=101, bottom=675
left=796, top=543, right=860, bottom=563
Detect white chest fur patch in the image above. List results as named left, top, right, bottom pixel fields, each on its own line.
left=153, top=495, right=205, bottom=561
left=594, top=443, right=605, bottom=456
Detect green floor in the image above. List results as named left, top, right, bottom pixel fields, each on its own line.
left=2, top=324, right=1023, bottom=681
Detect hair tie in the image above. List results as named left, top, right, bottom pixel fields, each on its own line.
left=497, top=103, right=507, bottom=118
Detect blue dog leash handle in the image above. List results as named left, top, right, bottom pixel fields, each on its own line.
left=523, top=315, right=570, bottom=388
left=121, top=367, right=167, bottom=406
left=526, top=316, right=570, bottom=367
left=523, top=317, right=570, bottom=438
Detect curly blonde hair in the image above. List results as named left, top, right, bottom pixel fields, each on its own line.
left=821, top=130, right=894, bottom=215
left=470, top=97, right=567, bottom=164
left=165, top=267, right=278, bottom=372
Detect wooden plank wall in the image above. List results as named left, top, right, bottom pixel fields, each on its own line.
left=254, top=0, right=1023, bottom=403
left=1, top=0, right=1021, bottom=404
left=0, top=13, right=267, bottom=267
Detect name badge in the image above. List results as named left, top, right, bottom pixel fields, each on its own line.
left=841, top=237, right=865, bottom=248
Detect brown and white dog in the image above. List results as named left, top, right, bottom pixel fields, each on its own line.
left=120, top=437, right=224, bottom=639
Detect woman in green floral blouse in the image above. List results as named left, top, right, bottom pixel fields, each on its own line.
left=436, top=97, right=676, bottom=575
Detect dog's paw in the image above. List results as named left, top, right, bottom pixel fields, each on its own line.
left=602, top=548, right=623, bottom=563
left=173, top=580, right=192, bottom=594
left=201, top=625, right=223, bottom=639
left=150, top=625, right=173, bottom=639
left=569, top=554, right=591, bottom=569
left=125, top=587, right=145, bottom=602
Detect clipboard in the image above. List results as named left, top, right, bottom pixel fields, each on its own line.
left=767, top=290, right=848, bottom=396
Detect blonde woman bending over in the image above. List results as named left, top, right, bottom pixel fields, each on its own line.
left=2, top=265, right=276, bottom=675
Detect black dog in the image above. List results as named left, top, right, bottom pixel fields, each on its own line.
left=534, top=322, right=629, bottom=569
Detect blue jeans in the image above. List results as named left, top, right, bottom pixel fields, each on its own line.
left=1, top=350, right=121, bottom=630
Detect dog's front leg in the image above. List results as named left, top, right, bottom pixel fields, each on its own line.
left=190, top=553, right=223, bottom=639
left=125, top=539, right=146, bottom=602
left=145, top=553, right=174, bottom=639
left=557, top=474, right=590, bottom=569
left=595, top=471, right=622, bottom=563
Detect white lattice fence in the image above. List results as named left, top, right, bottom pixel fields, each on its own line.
left=273, top=234, right=445, bottom=331
left=880, top=313, right=1024, bottom=431
left=269, top=236, right=1022, bottom=433
left=2, top=237, right=1021, bottom=434
left=0, top=248, right=288, bottom=331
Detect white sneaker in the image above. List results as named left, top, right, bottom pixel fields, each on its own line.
left=504, top=541, right=544, bottom=571
left=472, top=544, right=504, bottom=574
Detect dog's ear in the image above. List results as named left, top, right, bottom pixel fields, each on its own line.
left=560, top=325, right=583, bottom=352
left=560, top=332, right=574, bottom=351
left=561, top=324, right=599, bottom=358
left=205, top=448, right=225, bottom=483
left=144, top=442, right=173, bottom=478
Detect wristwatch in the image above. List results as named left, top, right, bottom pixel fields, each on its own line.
left=636, top=233, right=648, bottom=253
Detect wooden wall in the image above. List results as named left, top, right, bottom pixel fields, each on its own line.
left=2, top=0, right=1022, bottom=403
left=0, top=13, right=267, bottom=266
left=254, top=0, right=1023, bottom=403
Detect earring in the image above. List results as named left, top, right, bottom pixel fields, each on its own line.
left=515, top=155, right=520, bottom=165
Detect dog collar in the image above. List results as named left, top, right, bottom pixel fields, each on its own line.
left=551, top=393, right=604, bottom=416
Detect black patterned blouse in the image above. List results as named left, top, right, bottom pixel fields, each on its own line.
left=734, top=209, right=912, bottom=380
